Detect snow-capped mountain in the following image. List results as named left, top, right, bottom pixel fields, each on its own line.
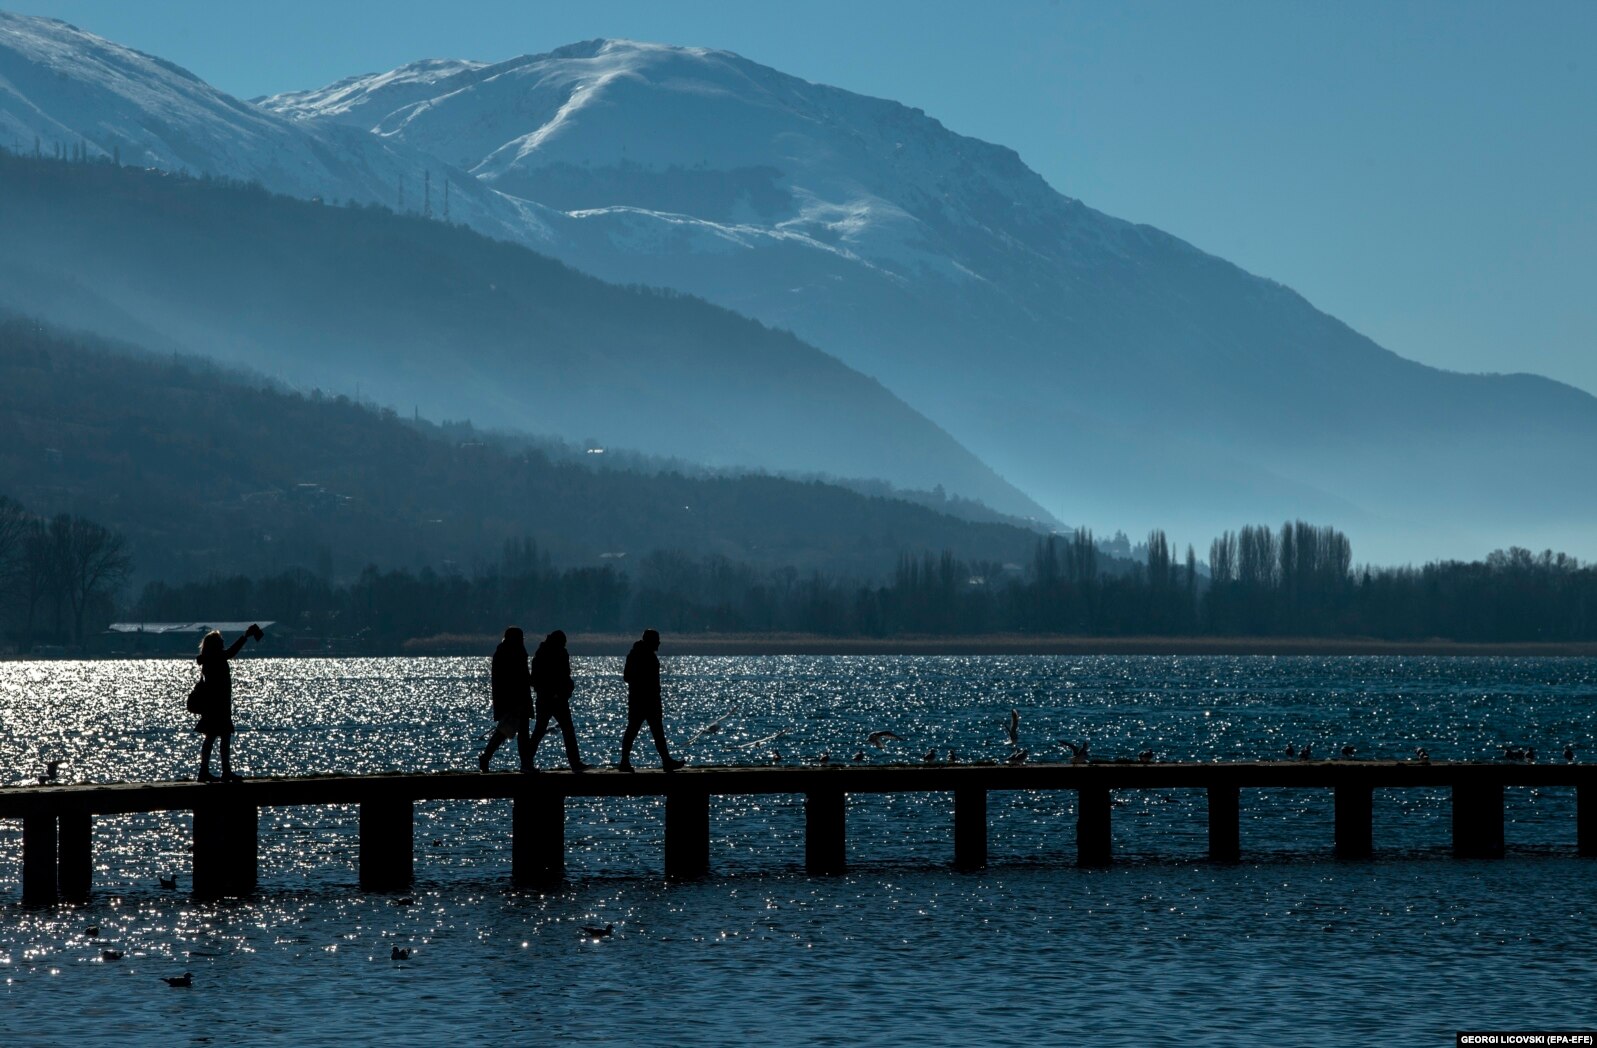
left=6, top=15, right=1596, bottom=559
left=0, top=14, right=1049, bottom=522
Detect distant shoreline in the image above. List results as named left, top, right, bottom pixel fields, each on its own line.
left=414, top=633, right=1597, bottom=658
left=13, top=634, right=1596, bottom=661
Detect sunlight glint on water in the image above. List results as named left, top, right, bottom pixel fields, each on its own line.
left=2, top=655, right=1595, bottom=1044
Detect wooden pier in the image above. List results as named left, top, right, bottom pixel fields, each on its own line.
left=2, top=761, right=1593, bottom=905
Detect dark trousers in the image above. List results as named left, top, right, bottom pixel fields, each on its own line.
left=199, top=732, right=232, bottom=775
left=528, top=697, right=582, bottom=766
left=620, top=699, right=670, bottom=763
left=481, top=716, right=530, bottom=767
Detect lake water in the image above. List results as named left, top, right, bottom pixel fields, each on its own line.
left=2, top=654, right=1594, bottom=1045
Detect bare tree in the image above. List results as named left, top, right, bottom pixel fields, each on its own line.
left=17, top=518, right=53, bottom=647
left=48, top=514, right=133, bottom=646
left=0, top=495, right=27, bottom=590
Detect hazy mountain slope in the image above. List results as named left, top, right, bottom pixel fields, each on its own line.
left=0, top=315, right=1046, bottom=584
left=263, top=39, right=1597, bottom=561
left=0, top=152, right=1049, bottom=523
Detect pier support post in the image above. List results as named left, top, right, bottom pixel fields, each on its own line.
left=513, top=786, right=565, bottom=887
left=1579, top=785, right=1596, bottom=858
left=194, top=799, right=258, bottom=899
left=665, top=787, right=711, bottom=881
left=359, top=796, right=413, bottom=892
left=21, top=814, right=57, bottom=907
left=954, top=787, right=987, bottom=871
left=1208, top=785, right=1240, bottom=862
left=1077, top=785, right=1112, bottom=867
left=806, top=788, right=846, bottom=876
left=58, top=810, right=93, bottom=903
left=1452, top=781, right=1504, bottom=859
left=1335, top=784, right=1374, bottom=859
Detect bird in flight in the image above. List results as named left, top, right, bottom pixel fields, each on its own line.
left=687, top=707, right=739, bottom=746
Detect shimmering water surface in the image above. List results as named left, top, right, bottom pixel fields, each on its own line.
left=2, top=655, right=1595, bottom=1045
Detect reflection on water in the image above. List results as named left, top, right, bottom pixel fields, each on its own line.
left=2, top=655, right=1594, bottom=1044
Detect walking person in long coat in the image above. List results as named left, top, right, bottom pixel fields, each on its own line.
left=526, top=629, right=589, bottom=771
left=478, top=627, right=532, bottom=772
left=618, top=629, right=684, bottom=772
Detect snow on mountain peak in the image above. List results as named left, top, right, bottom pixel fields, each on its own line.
left=256, top=57, right=488, bottom=126
left=256, top=36, right=1079, bottom=282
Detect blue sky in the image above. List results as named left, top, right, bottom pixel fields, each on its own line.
left=17, top=0, right=1596, bottom=396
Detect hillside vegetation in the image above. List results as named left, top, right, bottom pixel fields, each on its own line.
left=0, top=151, right=1048, bottom=523
left=0, top=315, right=1043, bottom=585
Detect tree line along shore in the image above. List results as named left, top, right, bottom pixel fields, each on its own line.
left=405, top=634, right=1597, bottom=658
left=4, top=489, right=1596, bottom=656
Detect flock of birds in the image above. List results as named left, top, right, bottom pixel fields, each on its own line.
left=26, top=723, right=1580, bottom=790
left=79, top=880, right=623, bottom=986
left=85, top=928, right=422, bottom=987
left=680, top=707, right=1113, bottom=768
left=676, top=709, right=1581, bottom=769
left=1281, top=742, right=1578, bottom=764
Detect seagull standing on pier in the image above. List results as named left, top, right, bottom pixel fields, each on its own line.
left=1061, top=741, right=1089, bottom=765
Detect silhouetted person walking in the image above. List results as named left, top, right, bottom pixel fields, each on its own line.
left=619, top=628, right=684, bottom=772
left=192, top=623, right=263, bottom=782
left=527, top=630, right=588, bottom=771
left=478, top=627, right=532, bottom=772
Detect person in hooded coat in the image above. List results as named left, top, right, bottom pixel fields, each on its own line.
left=478, top=627, right=532, bottom=772
left=526, top=629, right=588, bottom=771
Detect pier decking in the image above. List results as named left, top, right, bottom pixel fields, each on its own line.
left=2, top=761, right=1593, bottom=905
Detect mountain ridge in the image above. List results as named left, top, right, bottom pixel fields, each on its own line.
left=4, top=15, right=1596, bottom=560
